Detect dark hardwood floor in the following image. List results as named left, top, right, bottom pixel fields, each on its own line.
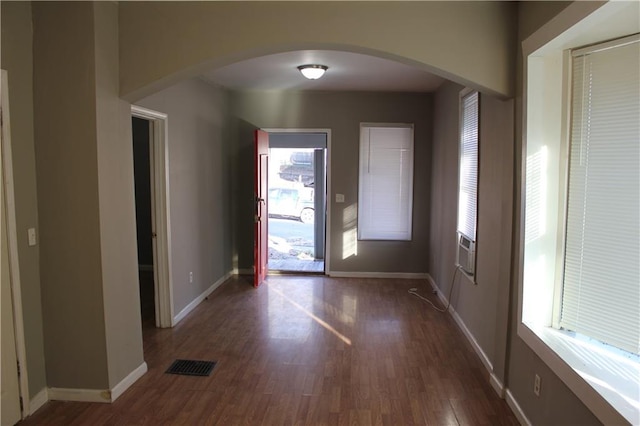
left=20, top=275, right=518, bottom=425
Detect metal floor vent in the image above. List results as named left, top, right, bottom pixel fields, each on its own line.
left=165, top=359, right=216, bottom=377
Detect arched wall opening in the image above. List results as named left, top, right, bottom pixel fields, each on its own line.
left=119, top=1, right=516, bottom=102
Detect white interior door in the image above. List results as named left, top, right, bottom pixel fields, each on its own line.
left=1, top=107, right=21, bottom=426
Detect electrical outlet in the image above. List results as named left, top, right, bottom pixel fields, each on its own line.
left=189, top=271, right=193, bottom=284
left=534, top=374, right=541, bottom=396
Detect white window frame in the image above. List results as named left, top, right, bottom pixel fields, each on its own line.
left=358, top=123, right=414, bottom=241
left=519, top=3, right=640, bottom=424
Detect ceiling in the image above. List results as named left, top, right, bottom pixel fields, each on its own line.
left=201, top=50, right=446, bottom=92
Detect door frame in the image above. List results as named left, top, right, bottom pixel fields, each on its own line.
left=131, top=105, right=174, bottom=328
left=254, top=130, right=269, bottom=287
left=262, top=128, right=332, bottom=273
left=1, top=69, right=31, bottom=418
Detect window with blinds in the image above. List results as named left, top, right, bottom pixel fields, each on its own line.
left=560, top=35, right=640, bottom=355
left=458, top=91, right=479, bottom=242
left=358, top=124, right=414, bottom=241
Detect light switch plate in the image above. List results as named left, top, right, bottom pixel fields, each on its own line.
left=336, top=194, right=345, bottom=203
left=28, top=228, right=37, bottom=246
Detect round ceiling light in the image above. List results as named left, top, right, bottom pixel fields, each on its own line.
left=297, top=64, right=328, bottom=80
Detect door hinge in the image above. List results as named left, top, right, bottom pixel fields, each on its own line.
left=19, top=396, right=24, bottom=411
left=17, top=360, right=21, bottom=377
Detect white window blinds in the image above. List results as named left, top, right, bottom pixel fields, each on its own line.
left=358, top=124, right=414, bottom=241
left=560, top=36, right=640, bottom=355
left=458, top=91, right=479, bottom=241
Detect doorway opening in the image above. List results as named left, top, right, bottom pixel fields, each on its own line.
left=132, top=117, right=155, bottom=329
left=267, top=132, right=328, bottom=273
left=131, top=105, right=174, bottom=329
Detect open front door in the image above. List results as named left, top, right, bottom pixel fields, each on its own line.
left=254, top=130, right=269, bottom=287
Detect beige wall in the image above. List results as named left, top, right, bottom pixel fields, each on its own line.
left=33, top=1, right=144, bottom=390
left=118, top=2, right=516, bottom=101
left=428, top=81, right=513, bottom=383
left=478, top=94, right=514, bottom=384
left=33, top=1, right=109, bottom=389
left=0, top=1, right=47, bottom=399
left=230, top=90, right=433, bottom=274
left=517, top=1, right=573, bottom=41
left=94, top=1, right=145, bottom=388
left=428, top=81, right=463, bottom=291
left=138, top=79, right=233, bottom=314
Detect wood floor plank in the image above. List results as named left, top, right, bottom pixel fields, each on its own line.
left=20, top=275, right=517, bottom=425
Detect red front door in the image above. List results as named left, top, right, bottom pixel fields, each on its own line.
left=254, top=130, right=269, bottom=287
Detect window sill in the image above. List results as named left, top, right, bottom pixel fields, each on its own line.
left=518, top=322, right=639, bottom=425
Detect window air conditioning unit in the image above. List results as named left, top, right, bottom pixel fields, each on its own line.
left=456, top=232, right=476, bottom=276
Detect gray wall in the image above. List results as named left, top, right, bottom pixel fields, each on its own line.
left=230, top=90, right=433, bottom=275
left=137, top=78, right=233, bottom=315
left=93, top=1, right=145, bottom=388
left=429, top=81, right=463, bottom=293
left=33, top=1, right=110, bottom=390
left=428, top=81, right=514, bottom=383
left=1, top=1, right=47, bottom=399
left=32, top=1, right=143, bottom=391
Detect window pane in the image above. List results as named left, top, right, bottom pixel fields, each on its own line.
left=458, top=91, right=479, bottom=241
left=358, top=125, right=414, bottom=241
left=561, top=39, right=640, bottom=355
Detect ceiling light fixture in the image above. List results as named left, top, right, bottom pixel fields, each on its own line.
left=297, top=64, right=328, bottom=80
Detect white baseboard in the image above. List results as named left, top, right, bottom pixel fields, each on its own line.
left=48, top=387, right=110, bottom=403
left=506, top=389, right=532, bottom=426
left=29, top=387, right=48, bottom=415
left=328, top=271, right=429, bottom=279
left=38, top=363, right=147, bottom=406
left=490, top=373, right=505, bottom=398
left=449, top=307, right=494, bottom=373
left=232, top=269, right=429, bottom=280
left=426, top=274, right=447, bottom=305
left=110, top=362, right=147, bottom=401
left=173, top=271, right=233, bottom=325
left=427, top=273, right=498, bottom=393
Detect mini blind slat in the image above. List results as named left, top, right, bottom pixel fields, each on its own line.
left=458, top=91, right=479, bottom=241
left=560, top=39, right=640, bottom=355
left=358, top=125, right=414, bottom=241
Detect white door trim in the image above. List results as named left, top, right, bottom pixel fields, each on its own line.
left=262, top=128, right=332, bottom=273
left=131, top=105, right=174, bottom=328
left=1, top=69, right=31, bottom=418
